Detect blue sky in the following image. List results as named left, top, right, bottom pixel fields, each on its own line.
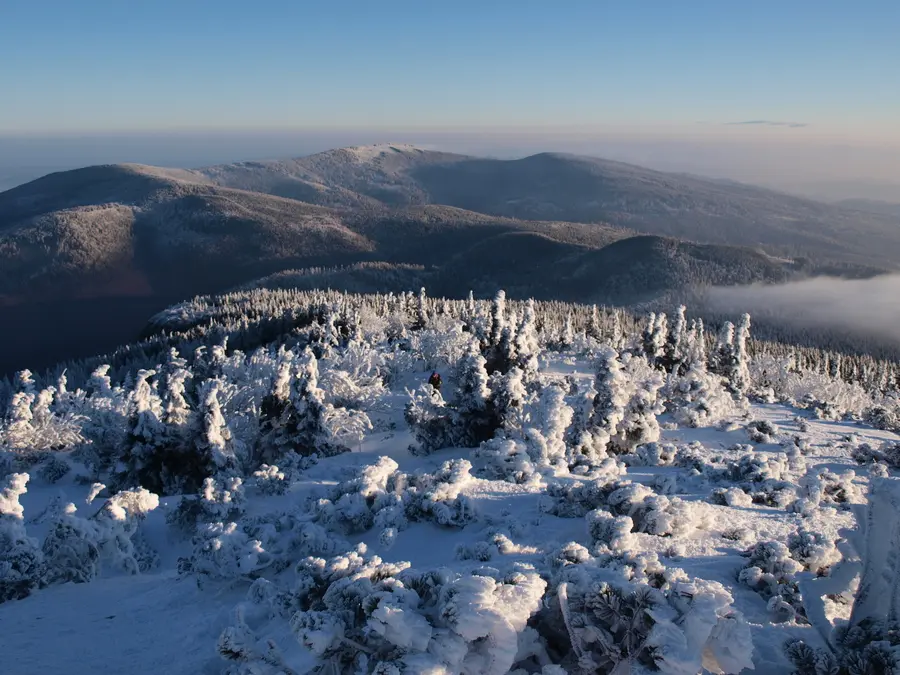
left=1, top=0, right=898, bottom=136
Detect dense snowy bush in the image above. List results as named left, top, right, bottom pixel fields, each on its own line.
left=784, top=621, right=900, bottom=675
left=793, top=469, right=862, bottom=514
left=41, top=486, right=160, bottom=585
left=0, top=473, right=43, bottom=602
left=0, top=386, right=85, bottom=455
left=38, top=455, right=71, bottom=483
left=538, top=549, right=754, bottom=674
left=746, top=419, right=780, bottom=444
left=168, top=476, right=246, bottom=533
left=709, top=486, right=753, bottom=508
left=852, top=440, right=900, bottom=470
left=283, top=547, right=547, bottom=674
left=610, top=354, right=666, bottom=455
left=251, top=464, right=289, bottom=496
left=541, top=467, right=627, bottom=518
left=620, top=442, right=678, bottom=467
left=311, top=456, right=477, bottom=544
left=606, top=483, right=710, bottom=537
left=738, top=541, right=806, bottom=623
left=786, top=529, right=840, bottom=576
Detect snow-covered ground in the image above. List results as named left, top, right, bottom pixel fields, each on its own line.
left=2, top=294, right=900, bottom=674
left=2, top=374, right=897, bottom=673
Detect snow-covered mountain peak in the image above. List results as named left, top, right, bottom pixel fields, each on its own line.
left=339, top=143, right=425, bottom=162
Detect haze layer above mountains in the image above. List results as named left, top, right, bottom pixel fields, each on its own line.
left=1, top=143, right=898, bottom=375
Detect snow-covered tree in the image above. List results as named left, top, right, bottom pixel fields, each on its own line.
left=197, top=378, right=243, bottom=474
left=257, top=350, right=349, bottom=463
left=0, top=473, right=43, bottom=602
left=661, top=305, right=687, bottom=373
left=572, top=347, right=629, bottom=464
left=522, top=383, right=572, bottom=471
left=491, top=367, right=529, bottom=434
left=454, top=339, right=498, bottom=446
left=641, top=312, right=667, bottom=367
left=514, top=299, right=541, bottom=383
left=611, top=357, right=665, bottom=455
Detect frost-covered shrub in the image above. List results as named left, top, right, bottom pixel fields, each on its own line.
left=42, top=487, right=160, bottom=584
left=668, top=364, right=736, bottom=429
left=475, top=437, right=538, bottom=485
left=403, top=385, right=456, bottom=456
left=490, top=367, right=529, bottom=434
left=521, top=382, right=572, bottom=472
left=168, top=476, right=246, bottom=533
left=862, top=404, right=899, bottom=433
left=709, top=486, right=753, bottom=508
left=794, top=470, right=862, bottom=515
left=785, top=620, right=900, bottom=675
left=251, top=464, right=288, bottom=496
left=543, top=561, right=754, bottom=674
left=217, top=604, right=297, bottom=674
left=722, top=449, right=788, bottom=483
left=311, top=456, right=405, bottom=535
left=256, top=351, right=350, bottom=465
left=586, top=509, right=634, bottom=551
left=311, top=457, right=477, bottom=542
left=286, top=548, right=547, bottom=674
left=0, top=473, right=43, bottom=602
left=541, top=471, right=625, bottom=518
left=0, top=387, right=85, bottom=455
left=709, top=451, right=797, bottom=507
left=569, top=347, right=629, bottom=466
left=746, top=419, right=780, bottom=443
left=738, top=541, right=805, bottom=623
left=786, top=529, right=840, bottom=576
left=41, top=506, right=101, bottom=585
left=620, top=442, right=677, bottom=467
left=92, top=486, right=160, bottom=574
left=38, top=455, right=71, bottom=483
left=182, top=521, right=273, bottom=584
left=609, top=355, right=665, bottom=456
left=404, top=459, right=478, bottom=528
left=318, top=367, right=385, bottom=412
left=455, top=541, right=495, bottom=562
left=852, top=440, right=900, bottom=470
left=606, top=483, right=709, bottom=537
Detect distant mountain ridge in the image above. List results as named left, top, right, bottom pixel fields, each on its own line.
left=0, top=143, right=893, bottom=375
left=198, top=144, right=900, bottom=269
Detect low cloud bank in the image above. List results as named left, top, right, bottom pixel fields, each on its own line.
left=699, top=274, right=900, bottom=345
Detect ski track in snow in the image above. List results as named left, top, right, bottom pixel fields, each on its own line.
left=2, top=356, right=898, bottom=675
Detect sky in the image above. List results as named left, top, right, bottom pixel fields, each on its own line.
left=1, top=0, right=898, bottom=137
left=1, top=1, right=898, bottom=200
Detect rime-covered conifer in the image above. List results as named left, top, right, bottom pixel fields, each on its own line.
left=491, top=367, right=529, bottom=433
left=515, top=299, right=540, bottom=383
left=661, top=305, right=687, bottom=373
left=588, top=304, right=603, bottom=342
left=0, top=473, right=43, bottom=602
left=454, top=339, right=497, bottom=445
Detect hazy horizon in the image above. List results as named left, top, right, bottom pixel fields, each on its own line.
left=2, top=129, right=900, bottom=203
left=3, top=1, right=898, bottom=200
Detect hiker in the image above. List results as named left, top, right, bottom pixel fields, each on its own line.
left=427, top=371, right=442, bottom=392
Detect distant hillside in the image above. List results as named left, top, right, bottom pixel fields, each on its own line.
left=245, top=234, right=798, bottom=308
left=1, top=145, right=893, bottom=375
left=837, top=198, right=900, bottom=219
left=200, top=145, right=900, bottom=269
left=0, top=164, right=368, bottom=303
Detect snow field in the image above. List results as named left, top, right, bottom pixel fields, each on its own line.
left=1, top=292, right=899, bottom=674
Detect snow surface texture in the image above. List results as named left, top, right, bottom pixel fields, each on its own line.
left=1, top=292, right=899, bottom=674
